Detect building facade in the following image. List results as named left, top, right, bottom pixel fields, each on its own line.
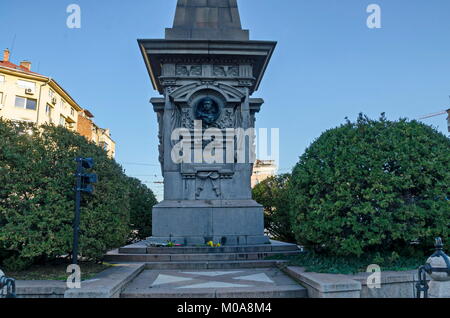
left=251, top=160, right=278, bottom=188
left=0, top=49, right=116, bottom=158
left=78, top=109, right=116, bottom=158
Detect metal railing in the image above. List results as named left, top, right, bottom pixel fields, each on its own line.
left=0, top=272, right=16, bottom=298
left=416, top=238, right=450, bottom=298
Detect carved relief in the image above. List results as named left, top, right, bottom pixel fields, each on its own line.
left=181, top=108, right=194, bottom=130
left=156, top=112, right=164, bottom=168
left=176, top=65, right=202, bottom=77
left=181, top=107, right=236, bottom=131
left=238, top=79, right=253, bottom=87
left=216, top=108, right=235, bottom=129
left=213, top=65, right=239, bottom=77
left=195, top=172, right=221, bottom=198
left=161, top=79, right=178, bottom=94
left=200, top=80, right=216, bottom=86
left=170, top=106, right=182, bottom=147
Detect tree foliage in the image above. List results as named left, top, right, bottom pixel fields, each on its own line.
left=0, top=120, right=157, bottom=270
left=253, top=174, right=296, bottom=243
left=289, top=114, right=450, bottom=257
left=127, top=177, right=158, bottom=243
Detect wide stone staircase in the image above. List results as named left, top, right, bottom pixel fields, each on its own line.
left=100, top=240, right=308, bottom=298
left=105, top=240, right=300, bottom=265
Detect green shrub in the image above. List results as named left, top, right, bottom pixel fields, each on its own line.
left=127, top=177, right=158, bottom=242
left=270, top=250, right=425, bottom=274
left=0, top=120, right=156, bottom=270
left=253, top=174, right=296, bottom=242
left=289, top=114, right=450, bottom=257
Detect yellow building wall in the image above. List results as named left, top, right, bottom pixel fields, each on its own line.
left=0, top=70, right=80, bottom=131
left=0, top=68, right=116, bottom=158
left=93, top=127, right=116, bottom=158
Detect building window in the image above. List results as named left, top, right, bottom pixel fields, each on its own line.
left=49, top=89, right=54, bottom=98
left=99, top=141, right=109, bottom=151
left=45, top=104, right=53, bottom=122
left=15, top=96, right=37, bottom=110
left=17, top=80, right=35, bottom=90
left=0, top=75, right=4, bottom=83
left=70, top=108, right=75, bottom=117
left=59, top=115, right=66, bottom=127
left=0, top=92, right=3, bottom=104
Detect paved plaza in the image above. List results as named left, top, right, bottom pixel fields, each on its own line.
left=121, top=268, right=306, bottom=298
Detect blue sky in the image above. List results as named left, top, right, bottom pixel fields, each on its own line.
left=1, top=0, right=449, bottom=200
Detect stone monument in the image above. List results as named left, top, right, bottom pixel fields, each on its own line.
left=138, top=0, right=276, bottom=246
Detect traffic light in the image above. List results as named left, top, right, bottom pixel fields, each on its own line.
left=72, top=157, right=98, bottom=265
left=81, top=157, right=94, bottom=169
left=80, top=173, right=98, bottom=194
left=75, top=158, right=98, bottom=194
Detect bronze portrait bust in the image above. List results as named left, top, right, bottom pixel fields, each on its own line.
left=194, top=97, right=221, bottom=125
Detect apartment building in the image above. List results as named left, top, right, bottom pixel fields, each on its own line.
left=251, top=160, right=278, bottom=188
left=78, top=109, right=116, bottom=158
left=0, top=49, right=116, bottom=158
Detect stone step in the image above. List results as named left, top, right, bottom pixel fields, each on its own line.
left=143, top=260, right=288, bottom=270
left=121, top=285, right=307, bottom=299
left=104, top=250, right=300, bottom=263
left=118, top=240, right=300, bottom=255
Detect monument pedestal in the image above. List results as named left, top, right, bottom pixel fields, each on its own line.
left=149, top=200, right=270, bottom=246
left=138, top=0, right=277, bottom=248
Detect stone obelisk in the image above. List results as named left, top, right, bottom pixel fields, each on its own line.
left=138, top=0, right=276, bottom=246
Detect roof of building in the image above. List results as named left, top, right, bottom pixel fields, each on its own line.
left=0, top=52, right=84, bottom=111
left=0, top=60, right=42, bottom=76
left=165, top=0, right=249, bottom=40
left=82, top=109, right=95, bottom=118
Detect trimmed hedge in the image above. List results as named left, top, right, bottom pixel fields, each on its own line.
left=252, top=174, right=296, bottom=243
left=0, top=120, right=157, bottom=270
left=289, top=114, right=450, bottom=257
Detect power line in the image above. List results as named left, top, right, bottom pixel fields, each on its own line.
left=119, top=162, right=160, bottom=167
left=418, top=110, right=447, bottom=120
left=129, top=174, right=161, bottom=177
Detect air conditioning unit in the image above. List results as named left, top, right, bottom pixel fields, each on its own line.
left=25, top=88, right=34, bottom=95
left=52, top=97, right=57, bottom=105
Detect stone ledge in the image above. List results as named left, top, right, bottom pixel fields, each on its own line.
left=351, top=270, right=418, bottom=285
left=64, top=263, right=144, bottom=298
left=283, top=267, right=361, bottom=298
left=15, top=280, right=67, bottom=298
left=282, top=266, right=429, bottom=298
